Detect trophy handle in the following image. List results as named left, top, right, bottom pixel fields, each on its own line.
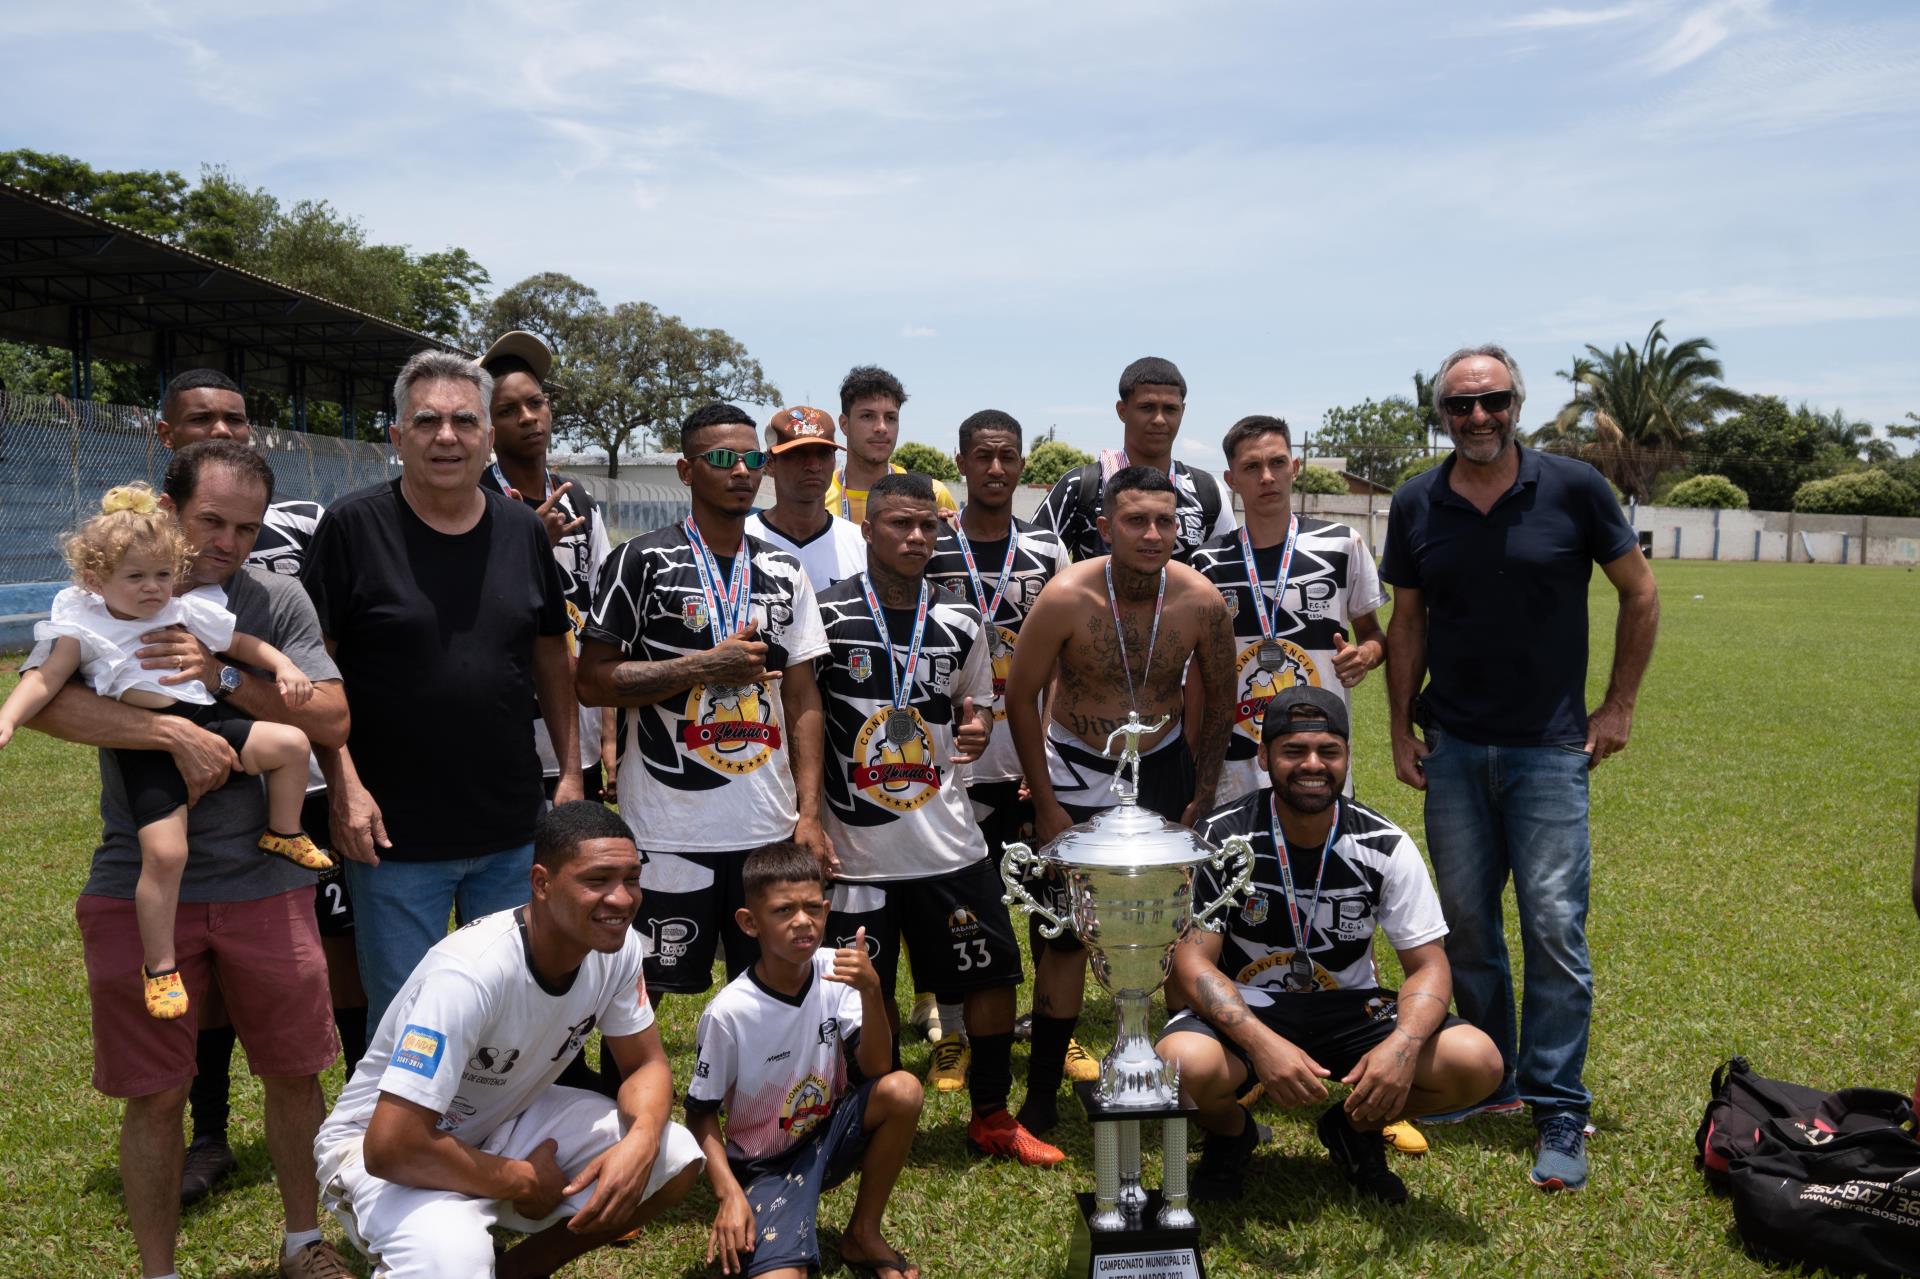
left=1189, top=834, right=1255, bottom=932
left=999, top=842, right=1070, bottom=939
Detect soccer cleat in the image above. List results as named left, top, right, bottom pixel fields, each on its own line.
left=1013, top=1011, right=1033, bottom=1042
left=1530, top=1113, right=1590, bottom=1192
left=1193, top=1106, right=1269, bottom=1203
left=1063, top=1037, right=1101, bottom=1083
left=258, top=830, right=333, bottom=871
left=909, top=992, right=942, bottom=1042
left=968, top=1108, right=1066, bottom=1167
left=145, top=966, right=189, bottom=1019
left=180, top=1135, right=236, bottom=1205
left=1383, top=1119, right=1428, bottom=1155
left=928, top=1039, right=970, bottom=1093
left=1318, top=1107, right=1409, bottom=1205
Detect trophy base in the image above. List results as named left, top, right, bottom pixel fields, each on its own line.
left=1067, top=1191, right=1205, bottom=1279
left=1075, top=1079, right=1192, bottom=1122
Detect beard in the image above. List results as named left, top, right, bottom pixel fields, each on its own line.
left=1448, top=418, right=1514, bottom=465
left=1277, top=772, right=1339, bottom=814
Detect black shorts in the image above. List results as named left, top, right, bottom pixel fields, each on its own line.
left=967, top=778, right=1033, bottom=874
left=304, top=790, right=356, bottom=937
left=113, top=703, right=256, bottom=830
left=827, top=860, right=1022, bottom=998
left=634, top=850, right=761, bottom=994
left=1158, top=986, right=1466, bottom=1080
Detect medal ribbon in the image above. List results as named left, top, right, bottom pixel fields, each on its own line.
left=952, top=512, right=1019, bottom=623
left=1268, top=794, right=1341, bottom=958
left=1103, top=560, right=1165, bottom=711
left=683, top=517, right=753, bottom=647
left=1237, top=514, right=1299, bottom=642
left=859, top=573, right=930, bottom=712
left=490, top=461, right=554, bottom=503
left=836, top=470, right=853, bottom=521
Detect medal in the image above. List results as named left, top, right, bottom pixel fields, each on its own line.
left=1237, top=514, right=1299, bottom=649
left=859, top=573, right=931, bottom=737
left=683, top=517, right=752, bottom=647
left=1257, top=640, right=1287, bottom=672
left=1269, top=794, right=1341, bottom=990
left=1289, top=953, right=1316, bottom=988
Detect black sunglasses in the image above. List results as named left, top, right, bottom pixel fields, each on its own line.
left=696, top=448, right=770, bottom=471
left=1441, top=389, right=1515, bottom=418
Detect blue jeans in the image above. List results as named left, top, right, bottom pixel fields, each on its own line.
left=345, top=844, right=535, bottom=1033
left=1422, top=727, right=1593, bottom=1119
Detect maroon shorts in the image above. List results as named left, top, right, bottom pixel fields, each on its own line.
left=77, top=888, right=338, bottom=1098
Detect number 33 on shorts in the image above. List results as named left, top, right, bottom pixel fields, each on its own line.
left=952, top=939, right=992, bottom=971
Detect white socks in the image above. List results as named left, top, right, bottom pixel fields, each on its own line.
left=284, top=1227, right=323, bottom=1259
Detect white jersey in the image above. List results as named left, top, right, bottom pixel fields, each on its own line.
left=685, top=950, right=865, bottom=1171
left=814, top=575, right=995, bottom=882
left=316, top=908, right=654, bottom=1154
left=745, top=511, right=869, bottom=595
left=248, top=498, right=325, bottom=577
left=1189, top=518, right=1388, bottom=804
left=585, top=525, right=829, bottom=853
left=37, top=584, right=235, bottom=704
left=923, top=518, right=1070, bottom=784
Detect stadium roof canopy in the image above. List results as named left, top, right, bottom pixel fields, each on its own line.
left=0, top=179, right=463, bottom=421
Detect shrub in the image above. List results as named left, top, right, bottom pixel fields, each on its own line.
left=890, top=441, right=958, bottom=482
left=1293, top=464, right=1348, bottom=495
left=1395, top=452, right=1445, bottom=488
left=1666, top=474, right=1749, bottom=510
left=1791, top=469, right=1920, bottom=517
left=1020, top=440, right=1094, bottom=487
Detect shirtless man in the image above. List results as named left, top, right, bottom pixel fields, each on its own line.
left=1003, top=465, right=1236, bottom=1132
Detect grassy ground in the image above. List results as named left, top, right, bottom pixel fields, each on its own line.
left=1, top=560, right=1916, bottom=1278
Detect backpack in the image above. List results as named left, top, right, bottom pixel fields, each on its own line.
left=1697, top=1057, right=1920, bottom=1277
left=1074, top=459, right=1223, bottom=554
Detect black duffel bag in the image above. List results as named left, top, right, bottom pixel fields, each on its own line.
left=1696, top=1056, right=1920, bottom=1277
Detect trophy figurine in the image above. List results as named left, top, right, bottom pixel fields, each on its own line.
left=1002, top=710, right=1253, bottom=1277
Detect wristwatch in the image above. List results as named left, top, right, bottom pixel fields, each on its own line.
left=213, top=665, right=243, bottom=699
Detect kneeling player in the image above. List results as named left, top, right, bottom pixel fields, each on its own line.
left=1158, top=688, right=1503, bottom=1203
left=312, top=802, right=703, bottom=1278
left=689, top=843, right=924, bottom=1279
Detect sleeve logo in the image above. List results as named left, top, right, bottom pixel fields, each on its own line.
left=393, top=1025, right=447, bottom=1078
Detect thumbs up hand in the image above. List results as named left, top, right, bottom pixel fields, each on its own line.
left=828, top=926, right=880, bottom=995
left=1331, top=631, right=1371, bottom=688
left=951, top=694, right=991, bottom=763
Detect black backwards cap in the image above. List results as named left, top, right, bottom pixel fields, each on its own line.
left=1260, top=686, right=1351, bottom=744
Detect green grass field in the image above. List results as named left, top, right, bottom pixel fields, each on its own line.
left=3, top=560, right=1916, bottom=1278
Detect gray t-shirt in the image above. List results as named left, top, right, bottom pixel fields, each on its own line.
left=26, top=567, right=341, bottom=903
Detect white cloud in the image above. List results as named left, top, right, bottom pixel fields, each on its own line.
left=1641, top=0, right=1772, bottom=74
left=901, top=324, right=938, bottom=339
left=1500, top=5, right=1645, bottom=31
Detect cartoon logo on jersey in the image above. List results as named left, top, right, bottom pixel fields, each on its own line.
left=985, top=625, right=1017, bottom=721
left=644, top=917, right=699, bottom=969
left=849, top=707, right=941, bottom=813
left=681, top=682, right=782, bottom=774
left=947, top=906, right=981, bottom=940
left=1240, top=892, right=1270, bottom=927
left=681, top=597, right=710, bottom=632
left=849, top=650, right=873, bottom=683
left=1231, top=639, right=1321, bottom=740
left=1238, top=949, right=1331, bottom=993
left=780, top=1073, right=834, bottom=1140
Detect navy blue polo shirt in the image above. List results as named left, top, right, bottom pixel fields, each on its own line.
left=1381, top=446, right=1636, bottom=747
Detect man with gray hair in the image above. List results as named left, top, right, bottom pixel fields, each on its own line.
left=1381, top=343, right=1658, bottom=1193
left=302, top=350, right=582, bottom=1032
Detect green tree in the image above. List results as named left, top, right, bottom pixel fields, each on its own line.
left=0, top=149, right=187, bottom=238
left=1020, top=440, right=1093, bottom=486
left=1293, top=464, right=1347, bottom=495
left=1665, top=474, right=1749, bottom=509
left=1395, top=451, right=1446, bottom=488
left=474, top=272, right=605, bottom=359
left=1791, top=470, right=1920, bottom=517
left=1695, top=396, right=1842, bottom=511
left=892, top=441, right=959, bottom=482
left=400, top=248, right=491, bottom=342
left=1310, top=397, right=1426, bottom=489
left=1542, top=320, right=1746, bottom=500
left=1410, top=370, right=1442, bottom=448
left=180, top=165, right=279, bottom=261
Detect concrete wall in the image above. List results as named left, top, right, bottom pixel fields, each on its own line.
left=1624, top=506, right=1920, bottom=565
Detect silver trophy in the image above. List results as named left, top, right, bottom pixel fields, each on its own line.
left=1002, top=711, right=1253, bottom=1244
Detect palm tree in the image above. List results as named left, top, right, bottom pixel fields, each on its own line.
left=1535, top=321, right=1746, bottom=500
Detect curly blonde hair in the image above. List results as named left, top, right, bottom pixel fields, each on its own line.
left=62, top=483, right=196, bottom=588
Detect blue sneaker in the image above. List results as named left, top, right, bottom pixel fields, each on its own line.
left=1530, top=1113, right=1589, bottom=1192
left=1421, top=1090, right=1524, bottom=1125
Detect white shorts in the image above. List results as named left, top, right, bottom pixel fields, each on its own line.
left=317, top=1085, right=703, bottom=1278
left=1043, top=720, right=1189, bottom=816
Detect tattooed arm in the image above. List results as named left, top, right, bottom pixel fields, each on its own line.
left=1178, top=587, right=1237, bottom=827
left=1169, top=927, right=1331, bottom=1108
left=1340, top=940, right=1454, bottom=1126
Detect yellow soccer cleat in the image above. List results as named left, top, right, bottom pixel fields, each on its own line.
left=1384, top=1119, right=1428, bottom=1155
left=928, top=1038, right=970, bottom=1092
left=1064, top=1037, right=1101, bottom=1084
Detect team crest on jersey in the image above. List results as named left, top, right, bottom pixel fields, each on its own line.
left=681, top=597, right=710, bottom=632
left=1231, top=639, right=1321, bottom=740
left=849, top=650, right=873, bottom=683
left=680, top=682, right=781, bottom=774
left=985, top=625, right=1016, bottom=721
left=780, top=1073, right=833, bottom=1140
left=849, top=707, right=941, bottom=813
left=1241, top=892, right=1270, bottom=927
left=1219, top=588, right=1239, bottom=619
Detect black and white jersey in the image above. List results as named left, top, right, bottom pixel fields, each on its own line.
left=247, top=498, right=325, bottom=576
left=1193, top=791, right=1446, bottom=999
left=924, top=518, right=1070, bottom=783
left=1189, top=519, right=1388, bottom=804
left=815, top=575, right=994, bottom=882
left=584, top=525, right=828, bottom=853
left=744, top=511, right=868, bottom=595
left=482, top=467, right=614, bottom=777
left=1034, top=454, right=1234, bottom=564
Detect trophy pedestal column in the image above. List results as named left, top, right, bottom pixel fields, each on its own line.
left=1066, top=1083, right=1206, bottom=1279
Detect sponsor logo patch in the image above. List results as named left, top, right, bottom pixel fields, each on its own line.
left=394, top=1025, right=446, bottom=1078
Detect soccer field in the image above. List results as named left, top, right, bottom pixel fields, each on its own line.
left=2, top=559, right=1915, bottom=1279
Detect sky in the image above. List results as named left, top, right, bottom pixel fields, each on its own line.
left=6, top=0, right=1919, bottom=463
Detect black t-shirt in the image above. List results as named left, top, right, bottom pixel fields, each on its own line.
left=302, top=479, right=569, bottom=858
left=1380, top=446, right=1637, bottom=746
